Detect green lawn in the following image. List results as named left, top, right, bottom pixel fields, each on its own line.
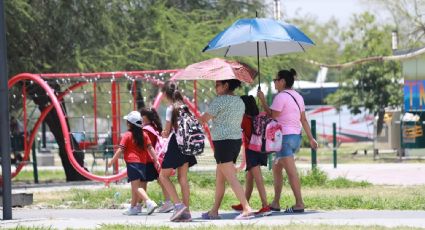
left=28, top=170, right=425, bottom=211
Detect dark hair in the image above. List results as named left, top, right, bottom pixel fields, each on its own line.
left=162, top=80, right=183, bottom=102
left=277, top=68, right=297, bottom=88
left=140, top=107, right=163, bottom=133
left=128, top=121, right=145, bottom=149
left=240, top=95, right=259, bottom=117
left=218, top=79, right=241, bottom=91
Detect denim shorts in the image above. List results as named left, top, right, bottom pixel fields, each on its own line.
left=275, top=134, right=301, bottom=160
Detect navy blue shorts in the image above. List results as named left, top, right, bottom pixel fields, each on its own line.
left=245, top=149, right=268, bottom=171
left=126, top=162, right=147, bottom=182
left=144, top=162, right=159, bottom=182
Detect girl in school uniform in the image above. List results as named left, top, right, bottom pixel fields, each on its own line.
left=108, top=111, right=159, bottom=215
left=140, top=107, right=173, bottom=213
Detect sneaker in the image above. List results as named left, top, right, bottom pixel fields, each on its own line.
left=146, top=200, right=158, bottom=215
left=255, top=206, right=272, bottom=216
left=175, top=211, right=192, bottom=222
left=135, top=203, right=143, bottom=213
left=123, top=206, right=139, bottom=215
left=231, top=203, right=243, bottom=211
left=157, top=200, right=174, bottom=213
left=170, top=203, right=187, bottom=221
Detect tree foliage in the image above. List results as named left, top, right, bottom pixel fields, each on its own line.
left=325, top=13, right=403, bottom=134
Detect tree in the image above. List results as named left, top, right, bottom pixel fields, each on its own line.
left=370, top=0, right=425, bottom=48
left=325, top=13, right=403, bottom=135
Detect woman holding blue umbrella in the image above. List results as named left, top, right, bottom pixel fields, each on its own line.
left=257, top=68, right=318, bottom=213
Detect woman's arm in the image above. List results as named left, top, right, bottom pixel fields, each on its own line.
left=107, top=147, right=123, bottom=168
left=162, top=121, right=172, bottom=138
left=257, top=90, right=272, bottom=116
left=300, top=111, right=318, bottom=149
left=199, top=112, right=214, bottom=124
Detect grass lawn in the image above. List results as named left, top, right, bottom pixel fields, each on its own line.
left=25, top=170, right=425, bottom=211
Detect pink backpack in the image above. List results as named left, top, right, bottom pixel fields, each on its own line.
left=143, top=125, right=170, bottom=172
left=248, top=113, right=283, bottom=153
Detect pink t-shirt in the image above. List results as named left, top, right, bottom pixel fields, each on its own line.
left=269, top=90, right=305, bottom=135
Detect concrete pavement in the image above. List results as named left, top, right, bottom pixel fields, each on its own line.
left=297, top=163, right=425, bottom=186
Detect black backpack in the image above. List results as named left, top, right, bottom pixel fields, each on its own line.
left=175, top=105, right=205, bottom=156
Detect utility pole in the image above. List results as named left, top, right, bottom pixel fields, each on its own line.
left=273, top=0, right=281, bottom=20
left=0, top=0, right=12, bottom=220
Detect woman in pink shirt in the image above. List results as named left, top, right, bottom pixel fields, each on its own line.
left=257, top=69, right=318, bottom=213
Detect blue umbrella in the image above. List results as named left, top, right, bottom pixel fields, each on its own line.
left=202, top=17, right=314, bottom=87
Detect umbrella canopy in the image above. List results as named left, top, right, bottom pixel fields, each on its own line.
left=202, top=18, right=314, bottom=87
left=202, top=18, right=314, bottom=56
left=173, top=58, right=256, bottom=83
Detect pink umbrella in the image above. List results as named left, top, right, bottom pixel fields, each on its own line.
left=173, top=58, right=256, bottom=83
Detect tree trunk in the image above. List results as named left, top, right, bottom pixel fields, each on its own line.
left=27, top=82, right=88, bottom=181
left=376, top=108, right=386, bottom=136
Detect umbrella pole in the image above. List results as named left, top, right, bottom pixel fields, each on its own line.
left=257, top=41, right=261, bottom=90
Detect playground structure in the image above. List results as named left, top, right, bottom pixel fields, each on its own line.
left=5, top=70, right=218, bottom=184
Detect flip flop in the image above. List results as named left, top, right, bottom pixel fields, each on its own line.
left=201, top=211, right=221, bottom=220
left=268, top=205, right=281, bottom=212
left=284, top=206, right=304, bottom=213
left=234, top=213, right=255, bottom=220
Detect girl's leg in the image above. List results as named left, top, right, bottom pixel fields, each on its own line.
left=131, top=180, right=149, bottom=205
left=159, top=168, right=181, bottom=204
left=250, top=165, right=268, bottom=207
left=140, top=181, right=147, bottom=191
left=157, top=179, right=170, bottom=201
left=218, top=162, right=252, bottom=215
left=208, top=165, right=226, bottom=216
left=245, top=170, right=254, bottom=201
left=177, top=163, right=190, bottom=208
left=281, top=156, right=304, bottom=209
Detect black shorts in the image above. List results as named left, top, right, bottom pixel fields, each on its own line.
left=213, top=139, right=242, bottom=164
left=162, top=134, right=197, bottom=169
left=126, top=162, right=147, bottom=182
left=144, top=162, right=159, bottom=182
left=245, top=149, right=268, bottom=171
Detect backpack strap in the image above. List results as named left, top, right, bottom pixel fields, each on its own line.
left=283, top=91, right=301, bottom=113
left=142, top=125, right=160, bottom=138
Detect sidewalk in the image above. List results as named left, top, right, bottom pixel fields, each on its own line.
left=2, top=209, right=425, bottom=229
left=297, top=163, right=425, bottom=185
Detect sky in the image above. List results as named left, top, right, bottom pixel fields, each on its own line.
left=269, top=0, right=389, bottom=26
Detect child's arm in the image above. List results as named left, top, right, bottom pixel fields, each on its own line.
left=147, top=145, right=160, bottom=169
left=107, top=147, right=123, bottom=168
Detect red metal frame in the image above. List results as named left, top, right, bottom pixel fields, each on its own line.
left=5, top=70, right=220, bottom=184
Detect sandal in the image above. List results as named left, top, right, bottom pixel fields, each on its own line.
left=284, top=206, right=304, bottom=213
left=201, top=211, right=221, bottom=220
left=268, top=205, right=281, bottom=212
left=234, top=213, right=255, bottom=220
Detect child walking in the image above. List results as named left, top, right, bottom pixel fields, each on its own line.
left=108, top=111, right=159, bottom=215
left=140, top=107, right=174, bottom=213
left=159, top=81, right=197, bottom=222
left=231, top=95, right=272, bottom=216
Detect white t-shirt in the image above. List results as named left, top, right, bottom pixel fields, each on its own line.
left=165, top=105, right=173, bottom=122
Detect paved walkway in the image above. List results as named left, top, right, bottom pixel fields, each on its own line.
left=2, top=209, right=425, bottom=229
left=298, top=163, right=425, bottom=186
